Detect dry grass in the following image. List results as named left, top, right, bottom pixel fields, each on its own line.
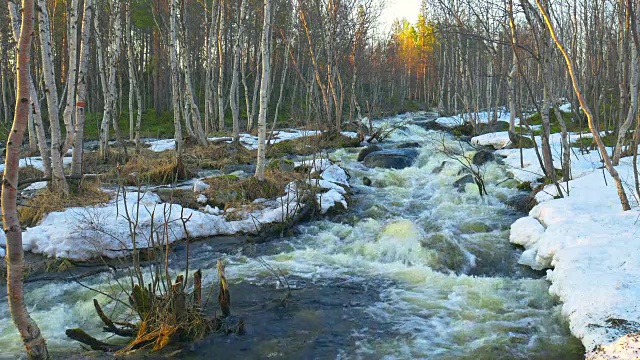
left=115, top=155, right=191, bottom=186
left=203, top=169, right=308, bottom=210
left=267, top=132, right=360, bottom=159
left=83, top=148, right=131, bottom=174
left=18, top=182, right=110, bottom=227
left=182, top=142, right=255, bottom=170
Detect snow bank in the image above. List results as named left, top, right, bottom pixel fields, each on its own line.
left=510, top=160, right=640, bottom=354
left=146, top=139, right=176, bottom=152
left=146, top=129, right=357, bottom=153
left=435, top=109, right=515, bottom=128
left=471, top=131, right=511, bottom=149
left=4, top=162, right=350, bottom=261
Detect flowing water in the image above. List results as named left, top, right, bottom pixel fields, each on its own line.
left=0, top=113, right=585, bottom=359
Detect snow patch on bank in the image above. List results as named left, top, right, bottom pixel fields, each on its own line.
left=1, top=162, right=350, bottom=261
left=510, top=160, right=640, bottom=355
left=0, top=156, right=73, bottom=172
left=145, top=129, right=357, bottom=153
left=471, top=131, right=511, bottom=149
left=435, top=109, right=515, bottom=128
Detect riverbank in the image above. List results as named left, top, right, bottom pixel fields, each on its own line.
left=0, top=128, right=358, bottom=283
left=439, top=111, right=640, bottom=358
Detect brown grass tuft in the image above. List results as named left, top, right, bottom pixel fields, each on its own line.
left=183, top=142, right=255, bottom=170
left=18, top=182, right=110, bottom=227
left=202, top=168, right=306, bottom=210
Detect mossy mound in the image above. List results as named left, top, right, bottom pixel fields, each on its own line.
left=458, top=221, right=492, bottom=234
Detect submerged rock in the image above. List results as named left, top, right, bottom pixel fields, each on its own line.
left=505, top=193, right=537, bottom=213
left=417, top=120, right=449, bottom=132
left=432, top=161, right=447, bottom=174
left=420, top=233, right=473, bottom=273
left=453, top=174, right=475, bottom=191
left=362, top=177, right=372, bottom=186
left=395, top=142, right=421, bottom=149
left=458, top=221, right=492, bottom=234
left=472, top=150, right=495, bottom=166
left=357, top=145, right=382, bottom=162
left=363, top=149, right=419, bottom=169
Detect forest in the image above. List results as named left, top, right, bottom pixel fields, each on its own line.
left=1, top=0, right=640, bottom=359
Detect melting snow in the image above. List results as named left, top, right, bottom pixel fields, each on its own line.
left=1, top=159, right=349, bottom=261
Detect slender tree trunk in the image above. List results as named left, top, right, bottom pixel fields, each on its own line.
left=71, top=0, right=93, bottom=177
left=217, top=0, right=226, bottom=132
left=270, top=42, right=290, bottom=135
left=169, top=0, right=183, bottom=156
left=9, top=2, right=49, bottom=172
left=255, top=0, right=271, bottom=181
left=36, top=0, right=68, bottom=194
left=249, top=48, right=261, bottom=132
left=3, top=0, right=49, bottom=357
left=614, top=26, right=639, bottom=165
left=179, top=4, right=207, bottom=146
left=230, top=0, right=247, bottom=142
left=61, top=0, right=80, bottom=156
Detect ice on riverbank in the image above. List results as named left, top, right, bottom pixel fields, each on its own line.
left=0, top=162, right=350, bottom=261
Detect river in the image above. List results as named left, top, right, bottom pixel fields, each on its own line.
left=0, top=113, right=584, bottom=359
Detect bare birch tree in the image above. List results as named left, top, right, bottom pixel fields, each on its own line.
left=255, top=0, right=272, bottom=181
left=3, top=0, right=49, bottom=357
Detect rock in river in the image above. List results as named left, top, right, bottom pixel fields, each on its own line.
left=363, top=149, right=419, bottom=169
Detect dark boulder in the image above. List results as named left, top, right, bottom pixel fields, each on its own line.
left=472, top=150, right=495, bottom=166
left=362, top=177, right=372, bottom=186
left=478, top=121, right=510, bottom=133
left=453, top=174, right=474, bottom=191
left=357, top=145, right=382, bottom=162
left=418, top=121, right=448, bottom=132
left=363, top=149, right=419, bottom=169
left=396, top=142, right=421, bottom=149
left=432, top=161, right=447, bottom=174
left=505, top=193, right=537, bottom=213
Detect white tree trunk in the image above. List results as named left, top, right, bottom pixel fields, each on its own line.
left=36, top=0, right=68, bottom=194
left=71, top=0, right=93, bottom=177
left=3, top=0, right=49, bottom=356
left=178, top=6, right=207, bottom=146
left=230, top=0, right=248, bottom=142
left=61, top=0, right=80, bottom=156
left=169, top=0, right=183, bottom=156
left=217, top=0, right=226, bottom=132
left=255, top=0, right=272, bottom=181
left=97, top=0, right=123, bottom=158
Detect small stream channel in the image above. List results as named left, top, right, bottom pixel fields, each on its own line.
left=0, top=113, right=584, bottom=359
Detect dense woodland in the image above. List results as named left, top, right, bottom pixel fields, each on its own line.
left=4, top=0, right=640, bottom=358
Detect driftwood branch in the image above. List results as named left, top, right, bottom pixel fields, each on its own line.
left=93, top=299, right=137, bottom=337
left=65, top=328, right=122, bottom=352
